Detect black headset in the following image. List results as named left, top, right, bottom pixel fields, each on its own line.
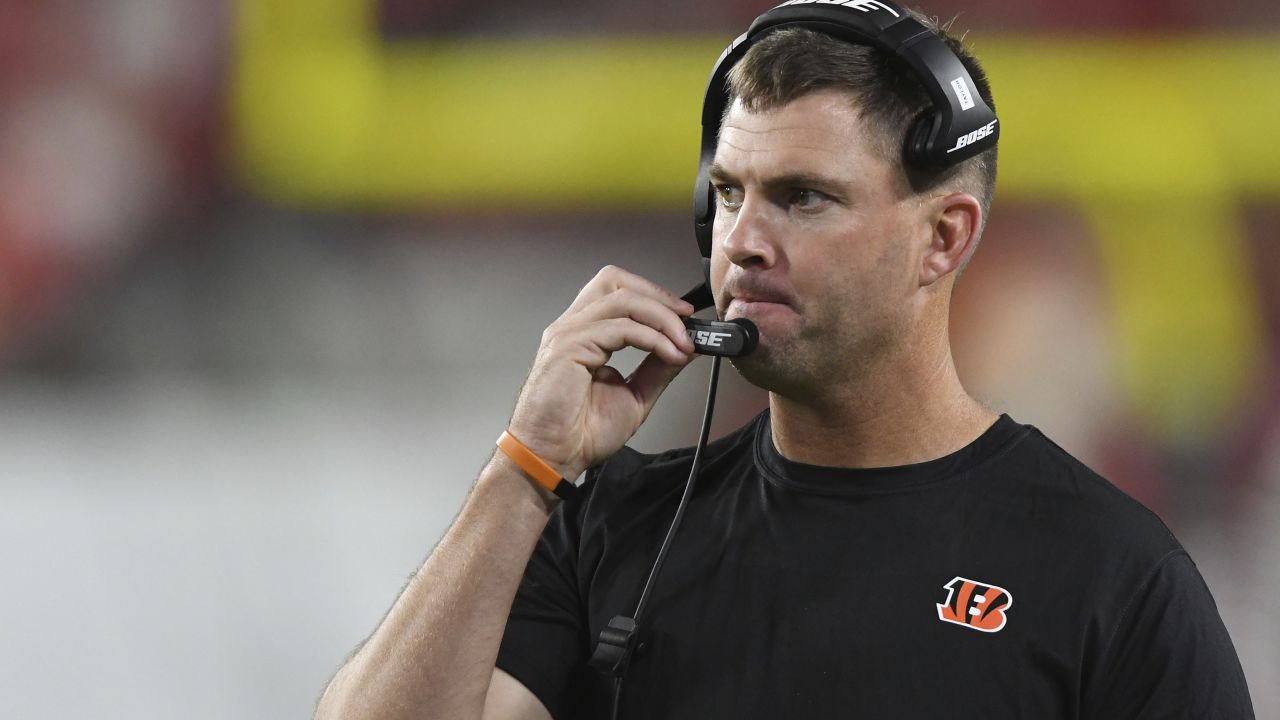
left=686, top=0, right=999, bottom=308
left=590, top=2, right=1000, bottom=715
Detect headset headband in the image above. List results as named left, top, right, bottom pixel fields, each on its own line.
left=691, top=0, right=999, bottom=270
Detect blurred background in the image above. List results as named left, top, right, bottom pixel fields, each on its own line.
left=1, top=0, right=1277, bottom=716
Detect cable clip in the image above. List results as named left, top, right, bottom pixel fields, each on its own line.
left=588, top=615, right=639, bottom=677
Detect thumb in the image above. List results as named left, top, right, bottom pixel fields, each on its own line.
left=627, top=351, right=695, bottom=416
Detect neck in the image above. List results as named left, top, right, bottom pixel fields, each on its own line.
left=768, top=326, right=998, bottom=469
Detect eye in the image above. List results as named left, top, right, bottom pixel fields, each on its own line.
left=715, top=184, right=743, bottom=210
left=790, top=189, right=830, bottom=211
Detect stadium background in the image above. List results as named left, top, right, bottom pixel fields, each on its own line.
left=1, top=0, right=1277, bottom=716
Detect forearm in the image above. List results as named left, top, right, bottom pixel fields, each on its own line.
left=315, top=453, right=556, bottom=720
left=315, top=266, right=694, bottom=719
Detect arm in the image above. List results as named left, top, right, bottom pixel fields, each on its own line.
left=314, top=452, right=557, bottom=720
left=483, top=668, right=554, bottom=720
left=314, top=266, right=697, bottom=720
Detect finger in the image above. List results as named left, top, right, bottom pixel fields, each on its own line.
left=593, top=365, right=626, bottom=385
left=574, top=288, right=696, bottom=355
left=561, top=317, right=690, bottom=367
left=627, top=351, right=695, bottom=414
left=565, top=265, right=694, bottom=317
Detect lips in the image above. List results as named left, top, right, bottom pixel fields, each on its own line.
left=723, top=283, right=795, bottom=321
left=724, top=282, right=794, bottom=308
left=731, top=293, right=790, bottom=305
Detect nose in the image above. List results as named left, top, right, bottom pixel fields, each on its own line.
left=717, top=197, right=779, bottom=271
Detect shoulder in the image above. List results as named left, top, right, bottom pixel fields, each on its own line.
left=983, top=420, right=1183, bottom=566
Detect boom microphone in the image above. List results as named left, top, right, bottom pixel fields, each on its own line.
left=683, top=317, right=758, bottom=357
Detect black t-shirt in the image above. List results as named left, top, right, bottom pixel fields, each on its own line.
left=496, top=411, right=1254, bottom=719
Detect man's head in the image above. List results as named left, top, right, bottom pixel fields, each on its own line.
left=708, top=14, right=997, bottom=399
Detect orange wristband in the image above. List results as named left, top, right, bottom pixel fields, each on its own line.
left=496, top=430, right=577, bottom=500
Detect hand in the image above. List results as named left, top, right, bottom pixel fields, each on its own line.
left=506, top=265, right=697, bottom=481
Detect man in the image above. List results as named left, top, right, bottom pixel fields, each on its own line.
left=314, top=6, right=1254, bottom=720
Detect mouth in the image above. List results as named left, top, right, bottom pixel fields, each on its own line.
left=725, top=294, right=793, bottom=320
left=721, top=276, right=797, bottom=321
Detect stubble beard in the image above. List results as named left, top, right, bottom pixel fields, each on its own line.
left=729, top=302, right=903, bottom=403
left=729, top=311, right=827, bottom=402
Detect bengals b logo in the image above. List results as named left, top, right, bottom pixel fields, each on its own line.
left=936, top=576, right=1012, bottom=633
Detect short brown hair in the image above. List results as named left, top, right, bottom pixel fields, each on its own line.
left=725, top=12, right=998, bottom=220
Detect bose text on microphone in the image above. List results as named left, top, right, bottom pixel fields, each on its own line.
left=683, top=318, right=758, bottom=357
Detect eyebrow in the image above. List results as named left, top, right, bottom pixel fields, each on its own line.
left=707, top=162, right=849, bottom=198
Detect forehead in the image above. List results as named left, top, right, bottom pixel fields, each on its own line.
left=714, top=90, right=888, bottom=181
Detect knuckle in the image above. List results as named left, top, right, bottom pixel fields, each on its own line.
left=614, top=319, right=645, bottom=340
left=541, top=324, right=576, bottom=352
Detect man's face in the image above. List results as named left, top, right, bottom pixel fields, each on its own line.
left=709, top=89, right=927, bottom=396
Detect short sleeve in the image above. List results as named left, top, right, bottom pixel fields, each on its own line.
left=1082, top=550, right=1255, bottom=719
left=495, top=473, right=595, bottom=720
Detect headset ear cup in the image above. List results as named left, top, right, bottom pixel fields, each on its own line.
left=904, top=112, right=935, bottom=168
left=695, top=180, right=716, bottom=227
left=694, top=181, right=716, bottom=261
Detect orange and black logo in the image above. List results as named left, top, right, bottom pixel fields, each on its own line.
left=936, top=576, right=1012, bottom=633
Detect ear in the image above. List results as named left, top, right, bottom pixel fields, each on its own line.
left=919, top=192, right=982, bottom=287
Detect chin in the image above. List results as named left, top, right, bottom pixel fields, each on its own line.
left=729, top=343, right=814, bottom=398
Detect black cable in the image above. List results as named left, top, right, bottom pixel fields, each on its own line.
left=611, top=675, right=622, bottom=720
left=631, top=355, right=721, bottom=621
left=609, top=354, right=722, bottom=719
